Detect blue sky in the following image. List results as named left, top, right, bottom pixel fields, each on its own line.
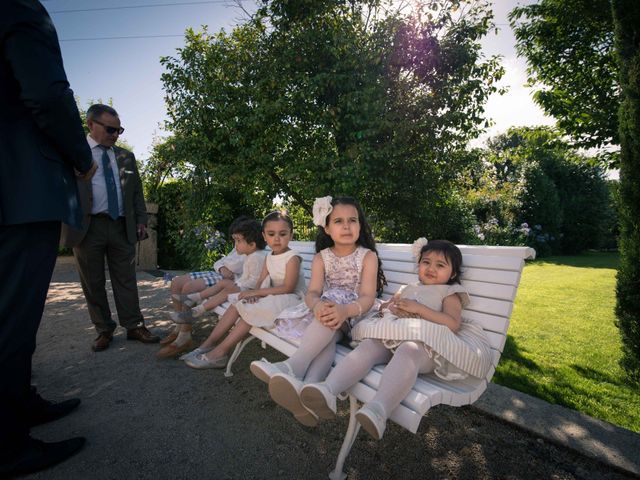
left=43, top=0, right=551, bottom=159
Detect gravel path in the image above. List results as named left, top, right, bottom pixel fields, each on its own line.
left=22, top=257, right=637, bottom=480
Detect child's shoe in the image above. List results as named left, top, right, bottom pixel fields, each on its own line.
left=300, top=383, right=337, bottom=420
left=249, top=359, right=294, bottom=384
left=179, top=346, right=214, bottom=361
left=156, top=339, right=194, bottom=359
left=184, top=353, right=228, bottom=369
left=355, top=402, right=387, bottom=440
left=191, top=304, right=207, bottom=318
left=269, top=373, right=318, bottom=427
left=159, top=329, right=179, bottom=345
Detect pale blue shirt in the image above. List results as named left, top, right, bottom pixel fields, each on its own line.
left=87, top=135, right=124, bottom=217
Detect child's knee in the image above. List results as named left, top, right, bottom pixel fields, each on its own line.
left=396, top=341, right=423, bottom=357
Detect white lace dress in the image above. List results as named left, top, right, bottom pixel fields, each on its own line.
left=352, top=283, right=492, bottom=380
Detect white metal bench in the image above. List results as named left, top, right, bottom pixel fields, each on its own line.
left=212, top=240, right=535, bottom=479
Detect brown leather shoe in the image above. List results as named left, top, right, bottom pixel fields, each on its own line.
left=92, top=333, right=113, bottom=352
left=159, top=330, right=179, bottom=345
left=126, top=326, right=160, bottom=344
left=156, top=339, right=194, bottom=359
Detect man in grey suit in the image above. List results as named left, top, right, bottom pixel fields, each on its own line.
left=61, top=104, right=160, bottom=351
left=1, top=0, right=97, bottom=475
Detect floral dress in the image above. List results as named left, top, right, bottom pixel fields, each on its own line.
left=273, top=246, right=374, bottom=341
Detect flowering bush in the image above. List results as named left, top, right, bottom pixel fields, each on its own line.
left=193, top=225, right=228, bottom=267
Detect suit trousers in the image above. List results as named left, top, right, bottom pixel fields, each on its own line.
left=0, top=221, right=60, bottom=457
left=73, top=215, right=143, bottom=334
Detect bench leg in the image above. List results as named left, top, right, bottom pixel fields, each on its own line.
left=224, top=336, right=256, bottom=378
left=329, top=394, right=361, bottom=480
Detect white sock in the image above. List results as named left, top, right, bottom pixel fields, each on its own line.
left=174, top=331, right=192, bottom=346
left=187, top=292, right=202, bottom=303
left=192, top=304, right=207, bottom=317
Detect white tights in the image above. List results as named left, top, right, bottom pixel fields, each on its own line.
left=286, top=319, right=343, bottom=383
left=324, top=339, right=435, bottom=418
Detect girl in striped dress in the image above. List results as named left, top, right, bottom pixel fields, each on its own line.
left=298, top=239, right=491, bottom=440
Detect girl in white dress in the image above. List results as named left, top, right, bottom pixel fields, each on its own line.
left=250, top=196, right=385, bottom=426
left=298, top=239, right=492, bottom=440
left=185, top=211, right=305, bottom=369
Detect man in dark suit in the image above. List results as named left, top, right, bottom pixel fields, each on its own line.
left=1, top=0, right=97, bottom=475
left=60, top=104, right=160, bottom=351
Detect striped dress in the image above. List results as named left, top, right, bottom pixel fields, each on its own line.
left=351, top=283, right=492, bottom=381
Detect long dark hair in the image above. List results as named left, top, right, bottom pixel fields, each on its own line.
left=315, top=196, right=386, bottom=294
left=419, top=240, right=463, bottom=285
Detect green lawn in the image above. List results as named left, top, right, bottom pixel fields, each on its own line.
left=493, top=251, right=640, bottom=433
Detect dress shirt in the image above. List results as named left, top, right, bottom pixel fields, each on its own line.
left=87, top=135, right=124, bottom=217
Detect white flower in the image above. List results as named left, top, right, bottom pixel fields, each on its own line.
left=412, top=237, right=428, bottom=264
left=312, top=196, right=333, bottom=227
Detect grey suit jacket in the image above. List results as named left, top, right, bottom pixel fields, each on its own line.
left=60, top=146, right=148, bottom=247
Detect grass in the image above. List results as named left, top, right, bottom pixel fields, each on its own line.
left=493, top=251, right=640, bottom=434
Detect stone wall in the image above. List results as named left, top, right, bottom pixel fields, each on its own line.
left=135, top=202, right=158, bottom=271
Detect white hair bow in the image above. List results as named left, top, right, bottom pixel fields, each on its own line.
left=412, top=237, right=428, bottom=264
left=312, top=196, right=333, bottom=227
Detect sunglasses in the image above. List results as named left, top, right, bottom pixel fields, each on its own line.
left=93, top=119, right=124, bottom=135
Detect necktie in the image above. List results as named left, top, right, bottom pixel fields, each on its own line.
left=100, top=146, right=119, bottom=220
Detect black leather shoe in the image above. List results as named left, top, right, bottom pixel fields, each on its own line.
left=0, top=436, right=85, bottom=477
left=28, top=396, right=81, bottom=427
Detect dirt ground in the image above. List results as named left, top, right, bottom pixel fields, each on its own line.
left=21, top=257, right=638, bottom=480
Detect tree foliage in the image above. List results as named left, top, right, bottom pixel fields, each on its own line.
left=612, top=0, right=640, bottom=383
left=159, top=0, right=503, bottom=242
left=509, top=0, right=619, bottom=156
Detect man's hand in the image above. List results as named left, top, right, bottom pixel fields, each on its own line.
left=76, top=160, right=98, bottom=181
left=137, top=224, right=147, bottom=241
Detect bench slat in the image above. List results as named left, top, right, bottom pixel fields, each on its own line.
left=462, top=280, right=518, bottom=302
left=463, top=310, right=509, bottom=335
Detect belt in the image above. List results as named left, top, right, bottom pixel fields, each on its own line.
left=91, top=212, right=122, bottom=219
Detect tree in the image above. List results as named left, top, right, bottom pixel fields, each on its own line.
left=612, top=0, right=640, bottom=382
left=160, top=0, right=504, bottom=242
left=464, top=127, right=615, bottom=255
left=509, top=0, right=619, bottom=158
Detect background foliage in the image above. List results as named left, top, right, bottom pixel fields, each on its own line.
left=156, top=0, right=504, bottom=249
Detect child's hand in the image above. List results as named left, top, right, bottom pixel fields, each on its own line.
left=379, top=300, right=393, bottom=312
left=390, top=299, right=422, bottom=318
left=219, top=266, right=234, bottom=279
left=238, top=291, right=259, bottom=302
left=312, top=300, right=332, bottom=321
left=318, top=304, right=348, bottom=330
